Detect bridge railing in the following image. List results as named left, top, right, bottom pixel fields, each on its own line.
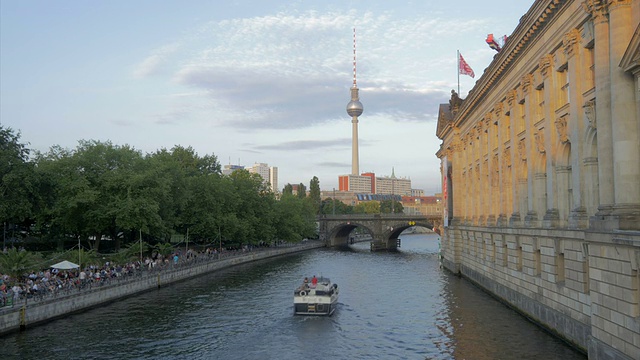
left=317, top=214, right=438, bottom=220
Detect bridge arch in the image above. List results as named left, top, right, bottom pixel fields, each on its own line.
left=327, top=222, right=374, bottom=247
left=318, top=214, right=441, bottom=250
left=385, top=221, right=437, bottom=240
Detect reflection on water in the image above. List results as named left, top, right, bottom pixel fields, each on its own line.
left=1, top=233, right=585, bottom=360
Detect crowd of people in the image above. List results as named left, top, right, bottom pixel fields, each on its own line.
left=0, top=242, right=299, bottom=310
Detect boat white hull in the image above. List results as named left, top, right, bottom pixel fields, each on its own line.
left=293, top=295, right=338, bottom=316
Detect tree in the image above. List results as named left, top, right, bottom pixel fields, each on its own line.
left=282, top=183, right=293, bottom=196
left=297, top=183, right=307, bottom=199
left=321, top=197, right=353, bottom=215
left=0, top=126, right=38, bottom=234
left=0, top=248, right=43, bottom=281
left=354, top=201, right=380, bottom=214
left=35, top=140, right=164, bottom=252
left=228, top=170, right=276, bottom=246
left=380, top=200, right=404, bottom=214
left=273, top=192, right=317, bottom=242
left=308, top=176, right=321, bottom=214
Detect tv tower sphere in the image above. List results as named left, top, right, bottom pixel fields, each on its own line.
left=347, top=97, right=363, bottom=117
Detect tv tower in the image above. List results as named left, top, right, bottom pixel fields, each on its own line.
left=346, top=28, right=364, bottom=176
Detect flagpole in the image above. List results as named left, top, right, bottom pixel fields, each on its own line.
left=457, top=50, right=460, bottom=95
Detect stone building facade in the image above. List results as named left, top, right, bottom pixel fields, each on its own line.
left=435, top=1, right=639, bottom=359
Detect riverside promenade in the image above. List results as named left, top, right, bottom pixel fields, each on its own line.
left=0, top=240, right=325, bottom=336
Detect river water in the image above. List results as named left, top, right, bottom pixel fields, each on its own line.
left=2, top=233, right=585, bottom=360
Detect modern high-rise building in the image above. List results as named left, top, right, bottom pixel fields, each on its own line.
left=269, top=166, right=278, bottom=194
left=375, top=177, right=411, bottom=196
left=222, top=164, right=245, bottom=176
left=247, top=162, right=278, bottom=193
left=338, top=169, right=412, bottom=195
left=338, top=174, right=372, bottom=193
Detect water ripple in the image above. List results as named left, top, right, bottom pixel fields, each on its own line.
left=1, top=234, right=585, bottom=360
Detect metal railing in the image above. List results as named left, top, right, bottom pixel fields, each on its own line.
left=0, top=240, right=322, bottom=312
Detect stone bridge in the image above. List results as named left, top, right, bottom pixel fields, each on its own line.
left=317, top=214, right=442, bottom=251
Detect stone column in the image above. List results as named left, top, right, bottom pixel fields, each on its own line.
left=584, top=0, right=615, bottom=224
left=540, top=54, right=560, bottom=227
left=564, top=29, right=589, bottom=228
left=516, top=137, right=528, bottom=223
left=486, top=112, right=497, bottom=226
left=461, top=134, right=470, bottom=224
left=521, top=74, right=538, bottom=226
left=495, top=103, right=508, bottom=226
left=451, top=133, right=464, bottom=225
left=479, top=117, right=490, bottom=226
left=474, top=125, right=482, bottom=226
left=470, top=129, right=478, bottom=225
left=508, top=90, right=521, bottom=226
left=609, top=0, right=640, bottom=230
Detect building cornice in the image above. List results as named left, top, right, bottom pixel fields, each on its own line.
left=453, top=0, right=567, bottom=126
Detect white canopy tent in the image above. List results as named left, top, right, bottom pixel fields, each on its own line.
left=50, top=260, right=80, bottom=270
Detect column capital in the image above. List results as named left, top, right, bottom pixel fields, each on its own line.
left=484, top=112, right=493, bottom=131
left=582, top=0, right=609, bottom=24
left=507, top=89, right=518, bottom=108
left=534, top=131, right=546, bottom=155
left=563, top=29, right=581, bottom=58
left=517, top=138, right=527, bottom=162
left=582, top=99, right=596, bottom=130
left=502, top=147, right=512, bottom=170
left=555, top=114, right=570, bottom=144
left=493, top=103, right=504, bottom=119
left=521, top=74, right=534, bottom=95
left=539, top=54, right=554, bottom=78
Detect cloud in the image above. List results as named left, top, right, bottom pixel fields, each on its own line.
left=135, top=9, right=486, bottom=132
left=251, top=138, right=351, bottom=151
left=133, top=43, right=180, bottom=79
left=109, top=119, right=134, bottom=127
left=316, top=161, right=350, bottom=168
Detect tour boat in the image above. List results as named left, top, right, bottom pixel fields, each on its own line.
left=293, top=276, right=339, bottom=316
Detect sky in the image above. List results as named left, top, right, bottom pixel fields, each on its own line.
left=1, top=0, right=533, bottom=193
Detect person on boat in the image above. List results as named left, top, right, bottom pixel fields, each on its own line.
left=311, top=275, right=318, bottom=287
left=303, top=277, right=309, bottom=289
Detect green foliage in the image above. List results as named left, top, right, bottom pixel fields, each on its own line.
left=296, top=183, right=307, bottom=199
left=155, top=242, right=175, bottom=257
left=354, top=201, right=381, bottom=214
left=0, top=248, right=44, bottom=280
left=380, top=200, right=404, bottom=214
left=0, top=126, right=37, bottom=226
left=274, top=192, right=317, bottom=242
left=308, top=176, right=321, bottom=214
left=2, top=131, right=318, bottom=256
left=321, top=197, right=353, bottom=215
left=123, top=240, right=151, bottom=262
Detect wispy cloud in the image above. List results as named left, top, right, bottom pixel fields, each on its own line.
left=316, top=161, right=350, bottom=168
left=133, top=43, right=181, bottom=79
left=133, top=9, right=484, bottom=131
left=252, top=139, right=351, bottom=151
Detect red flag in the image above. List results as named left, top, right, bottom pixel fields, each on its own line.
left=459, top=53, right=475, bottom=78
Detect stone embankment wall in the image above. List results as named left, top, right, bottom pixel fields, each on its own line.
left=0, top=242, right=324, bottom=336
left=441, top=226, right=640, bottom=360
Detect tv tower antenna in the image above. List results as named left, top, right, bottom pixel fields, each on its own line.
left=353, top=27, right=357, bottom=87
